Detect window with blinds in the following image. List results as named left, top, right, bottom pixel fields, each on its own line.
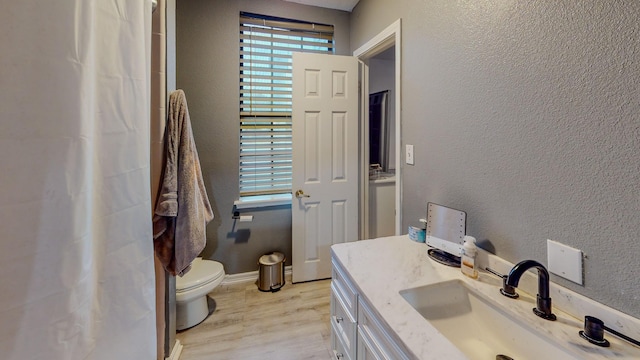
left=239, top=13, right=334, bottom=196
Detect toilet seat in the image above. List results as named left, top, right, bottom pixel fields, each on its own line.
left=177, top=258, right=224, bottom=293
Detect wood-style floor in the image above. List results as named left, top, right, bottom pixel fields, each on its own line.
left=176, top=276, right=333, bottom=360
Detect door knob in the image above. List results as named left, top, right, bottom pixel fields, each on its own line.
left=295, top=189, right=310, bottom=198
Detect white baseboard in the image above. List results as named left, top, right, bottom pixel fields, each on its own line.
left=166, top=339, right=182, bottom=360
left=221, top=266, right=292, bottom=286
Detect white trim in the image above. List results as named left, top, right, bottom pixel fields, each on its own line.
left=354, top=19, right=401, bottom=58
left=221, top=265, right=293, bottom=286
left=354, top=19, right=403, bottom=236
left=359, top=61, right=370, bottom=240
left=234, top=193, right=292, bottom=209
left=166, top=340, right=183, bottom=360
left=222, top=270, right=259, bottom=285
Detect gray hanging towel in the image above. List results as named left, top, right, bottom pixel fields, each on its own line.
left=153, top=89, right=214, bottom=276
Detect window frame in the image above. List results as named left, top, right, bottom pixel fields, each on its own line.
left=238, top=12, right=334, bottom=201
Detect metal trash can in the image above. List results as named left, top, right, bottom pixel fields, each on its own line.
left=257, top=252, right=286, bottom=292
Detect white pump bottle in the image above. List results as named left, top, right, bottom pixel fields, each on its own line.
left=461, top=236, right=478, bottom=279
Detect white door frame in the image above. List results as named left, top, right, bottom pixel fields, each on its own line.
left=354, top=19, right=402, bottom=236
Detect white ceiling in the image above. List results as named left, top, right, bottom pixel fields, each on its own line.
left=283, top=0, right=360, bottom=12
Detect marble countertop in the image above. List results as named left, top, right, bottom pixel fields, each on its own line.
left=369, top=170, right=396, bottom=183
left=331, top=235, right=640, bottom=360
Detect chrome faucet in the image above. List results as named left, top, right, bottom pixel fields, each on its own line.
left=504, top=260, right=556, bottom=321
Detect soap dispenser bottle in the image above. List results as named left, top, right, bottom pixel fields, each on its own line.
left=461, top=236, right=478, bottom=279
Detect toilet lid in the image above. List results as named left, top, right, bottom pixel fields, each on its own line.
left=176, top=258, right=225, bottom=292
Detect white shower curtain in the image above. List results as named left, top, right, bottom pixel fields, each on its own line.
left=0, top=1, right=156, bottom=359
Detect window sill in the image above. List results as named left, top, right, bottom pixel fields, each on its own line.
left=234, top=193, right=292, bottom=209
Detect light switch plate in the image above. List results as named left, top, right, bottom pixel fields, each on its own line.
left=547, top=239, right=583, bottom=285
left=406, top=144, right=414, bottom=165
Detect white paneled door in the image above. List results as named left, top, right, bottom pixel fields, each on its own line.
left=292, top=53, right=360, bottom=283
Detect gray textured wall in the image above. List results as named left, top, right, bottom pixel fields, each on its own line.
left=176, top=0, right=350, bottom=274
left=351, top=0, right=640, bottom=318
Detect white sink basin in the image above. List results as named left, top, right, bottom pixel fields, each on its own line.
left=399, top=280, right=574, bottom=360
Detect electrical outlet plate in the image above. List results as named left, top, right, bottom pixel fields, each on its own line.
left=406, top=144, right=414, bottom=165
left=547, top=239, right=583, bottom=285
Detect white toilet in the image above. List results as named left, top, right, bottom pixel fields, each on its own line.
left=176, top=257, right=225, bottom=330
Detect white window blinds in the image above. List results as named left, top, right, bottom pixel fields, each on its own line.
left=239, top=13, right=334, bottom=196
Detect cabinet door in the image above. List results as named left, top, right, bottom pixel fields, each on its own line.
left=358, top=297, right=411, bottom=360
left=357, top=326, right=385, bottom=360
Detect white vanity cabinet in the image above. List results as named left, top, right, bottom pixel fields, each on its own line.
left=331, top=259, right=412, bottom=360
left=357, top=297, right=411, bottom=360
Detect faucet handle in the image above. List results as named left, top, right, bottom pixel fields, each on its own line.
left=485, top=267, right=519, bottom=299
left=500, top=280, right=519, bottom=299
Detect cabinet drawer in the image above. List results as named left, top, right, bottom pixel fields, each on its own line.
left=331, top=283, right=357, bottom=355
left=331, top=319, right=353, bottom=360
left=332, top=259, right=358, bottom=318
left=358, top=297, right=410, bottom=360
